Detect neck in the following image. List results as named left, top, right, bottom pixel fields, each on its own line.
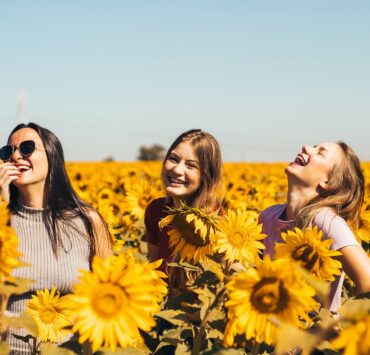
left=17, top=184, right=46, bottom=209
left=285, top=184, right=317, bottom=221
left=172, top=197, right=182, bottom=208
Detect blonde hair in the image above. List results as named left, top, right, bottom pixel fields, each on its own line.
left=297, top=141, right=364, bottom=229
left=163, top=129, right=223, bottom=211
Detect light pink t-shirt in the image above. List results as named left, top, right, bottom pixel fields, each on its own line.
left=259, top=204, right=359, bottom=312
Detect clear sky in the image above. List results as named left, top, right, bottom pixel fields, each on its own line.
left=1, top=1, right=369, bottom=162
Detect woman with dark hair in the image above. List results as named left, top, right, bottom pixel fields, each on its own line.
left=144, top=129, right=223, bottom=291
left=0, top=122, right=112, bottom=353
left=259, top=141, right=370, bottom=312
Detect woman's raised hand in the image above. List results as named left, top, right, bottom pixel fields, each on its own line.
left=0, top=162, right=21, bottom=201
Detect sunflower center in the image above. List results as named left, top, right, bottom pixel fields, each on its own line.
left=229, top=229, right=246, bottom=247
left=139, top=195, right=151, bottom=209
left=39, top=305, right=57, bottom=323
left=250, top=277, right=289, bottom=313
left=292, top=244, right=320, bottom=271
left=92, top=284, right=128, bottom=318
left=173, top=215, right=209, bottom=246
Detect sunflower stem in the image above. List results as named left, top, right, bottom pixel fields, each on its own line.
left=191, top=287, right=225, bottom=355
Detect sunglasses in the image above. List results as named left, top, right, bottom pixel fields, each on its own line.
left=0, top=140, right=36, bottom=161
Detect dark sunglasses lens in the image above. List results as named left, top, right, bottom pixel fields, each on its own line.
left=0, top=145, right=14, bottom=161
left=20, top=141, right=36, bottom=156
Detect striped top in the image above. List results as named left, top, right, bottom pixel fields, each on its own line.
left=7, top=203, right=90, bottom=354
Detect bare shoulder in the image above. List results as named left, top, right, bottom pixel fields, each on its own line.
left=84, top=207, right=113, bottom=258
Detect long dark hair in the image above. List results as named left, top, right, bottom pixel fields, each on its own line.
left=163, top=129, right=223, bottom=211
left=8, top=122, right=109, bottom=262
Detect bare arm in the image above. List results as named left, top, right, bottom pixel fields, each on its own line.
left=87, top=209, right=113, bottom=258
left=339, top=245, right=370, bottom=294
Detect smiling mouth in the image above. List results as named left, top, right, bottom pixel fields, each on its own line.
left=168, top=176, right=186, bottom=185
left=294, top=155, right=307, bottom=166
left=16, top=165, right=31, bottom=173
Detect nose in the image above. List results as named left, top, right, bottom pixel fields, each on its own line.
left=10, top=147, right=22, bottom=161
left=172, top=162, right=185, bottom=175
left=302, top=145, right=313, bottom=154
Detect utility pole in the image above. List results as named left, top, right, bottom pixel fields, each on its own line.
left=16, top=90, right=27, bottom=123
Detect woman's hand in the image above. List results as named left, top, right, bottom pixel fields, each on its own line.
left=0, top=162, right=21, bottom=201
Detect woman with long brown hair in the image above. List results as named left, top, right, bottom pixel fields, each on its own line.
left=144, top=129, right=223, bottom=290
left=259, top=141, right=370, bottom=312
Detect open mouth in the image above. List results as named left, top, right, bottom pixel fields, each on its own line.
left=294, top=155, right=307, bottom=166
left=16, top=165, right=31, bottom=173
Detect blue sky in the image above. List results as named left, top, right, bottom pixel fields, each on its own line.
left=1, top=1, right=369, bottom=161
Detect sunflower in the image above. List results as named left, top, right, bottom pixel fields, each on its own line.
left=224, top=256, right=318, bottom=346
left=0, top=225, right=22, bottom=282
left=124, top=180, right=162, bottom=220
left=351, top=205, right=370, bottom=244
left=213, top=209, right=266, bottom=265
left=332, top=314, right=370, bottom=355
left=27, top=287, right=73, bottom=343
left=159, top=204, right=219, bottom=264
left=274, top=227, right=342, bottom=282
left=70, top=255, right=167, bottom=352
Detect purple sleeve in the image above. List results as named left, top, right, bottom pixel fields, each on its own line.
left=313, top=209, right=359, bottom=250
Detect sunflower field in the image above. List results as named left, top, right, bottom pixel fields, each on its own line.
left=1, top=161, right=370, bottom=355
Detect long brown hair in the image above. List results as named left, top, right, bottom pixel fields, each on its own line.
left=163, top=129, right=223, bottom=211
left=297, top=141, right=364, bottom=229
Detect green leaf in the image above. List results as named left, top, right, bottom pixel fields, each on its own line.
left=205, top=348, right=245, bottom=355
left=40, top=343, right=76, bottom=355
left=155, top=310, right=189, bottom=326
left=338, top=298, right=370, bottom=324
left=293, top=264, right=330, bottom=308
left=274, top=322, right=322, bottom=355
left=0, top=278, right=34, bottom=297
left=160, top=328, right=183, bottom=345
left=101, top=346, right=150, bottom=355
left=196, top=286, right=216, bottom=320
left=5, top=312, right=38, bottom=336
left=207, top=308, right=225, bottom=323
left=167, top=262, right=200, bottom=272
left=0, top=342, right=10, bottom=355
left=207, top=328, right=224, bottom=340
left=175, top=343, right=190, bottom=355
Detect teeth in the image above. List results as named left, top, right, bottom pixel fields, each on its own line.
left=17, top=165, right=30, bottom=171
left=169, top=177, right=185, bottom=184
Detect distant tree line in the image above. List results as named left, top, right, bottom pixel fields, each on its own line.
left=137, top=144, right=166, bottom=161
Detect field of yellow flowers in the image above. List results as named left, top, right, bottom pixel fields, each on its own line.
left=1, top=162, right=369, bottom=354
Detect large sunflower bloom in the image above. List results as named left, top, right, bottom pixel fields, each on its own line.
left=27, top=287, right=73, bottom=343
left=274, top=227, right=342, bottom=282
left=224, top=256, right=318, bottom=346
left=159, top=205, right=219, bottom=264
left=213, top=209, right=266, bottom=265
left=70, top=255, right=167, bottom=352
left=332, top=314, right=370, bottom=355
